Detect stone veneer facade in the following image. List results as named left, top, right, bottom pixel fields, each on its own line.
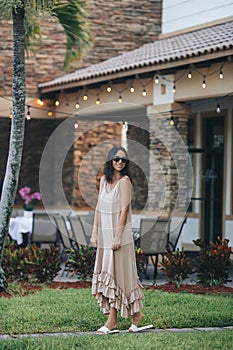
left=0, top=0, right=161, bottom=97
left=0, top=0, right=173, bottom=209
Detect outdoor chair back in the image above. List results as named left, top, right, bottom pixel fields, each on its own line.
left=67, top=215, right=89, bottom=247
left=139, top=217, right=169, bottom=281
left=167, top=216, right=187, bottom=251
left=53, top=215, right=74, bottom=249
left=31, top=212, right=58, bottom=245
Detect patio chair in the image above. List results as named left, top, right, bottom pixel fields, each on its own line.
left=31, top=212, right=59, bottom=245
left=167, top=216, right=187, bottom=251
left=53, top=214, right=75, bottom=250
left=139, top=217, right=169, bottom=281
left=67, top=215, right=89, bottom=247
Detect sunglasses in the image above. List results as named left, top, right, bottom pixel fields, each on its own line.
left=112, top=157, right=129, bottom=164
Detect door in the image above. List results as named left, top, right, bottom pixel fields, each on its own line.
left=202, top=117, right=224, bottom=242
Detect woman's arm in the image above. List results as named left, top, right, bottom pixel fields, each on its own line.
left=112, top=176, right=131, bottom=250
left=90, top=176, right=105, bottom=247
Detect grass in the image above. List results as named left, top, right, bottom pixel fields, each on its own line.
left=0, top=284, right=233, bottom=349
left=1, top=331, right=233, bottom=350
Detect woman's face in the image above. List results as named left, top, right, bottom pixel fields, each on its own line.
left=112, top=149, right=128, bottom=173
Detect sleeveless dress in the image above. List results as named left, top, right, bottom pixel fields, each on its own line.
left=92, top=176, right=144, bottom=318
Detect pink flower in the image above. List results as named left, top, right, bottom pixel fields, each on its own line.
left=19, top=186, right=42, bottom=205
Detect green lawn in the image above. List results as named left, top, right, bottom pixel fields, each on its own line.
left=0, top=285, right=233, bottom=349
left=1, top=331, right=233, bottom=350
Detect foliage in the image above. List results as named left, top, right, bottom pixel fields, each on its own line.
left=2, top=237, right=60, bottom=282
left=193, top=237, right=232, bottom=287
left=161, top=248, right=194, bottom=287
left=0, top=0, right=92, bottom=68
left=65, top=246, right=96, bottom=280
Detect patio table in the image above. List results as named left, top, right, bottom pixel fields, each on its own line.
left=8, top=216, right=33, bottom=245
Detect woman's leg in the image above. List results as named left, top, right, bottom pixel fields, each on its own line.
left=132, top=311, right=144, bottom=326
left=105, top=307, right=118, bottom=329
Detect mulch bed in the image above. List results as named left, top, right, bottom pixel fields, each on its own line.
left=1, top=280, right=233, bottom=298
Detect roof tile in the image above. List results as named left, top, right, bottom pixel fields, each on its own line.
left=39, top=21, right=233, bottom=89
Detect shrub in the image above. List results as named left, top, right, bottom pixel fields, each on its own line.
left=65, top=246, right=96, bottom=280
left=161, top=248, right=194, bottom=287
left=193, top=237, right=232, bottom=287
left=2, top=237, right=61, bottom=283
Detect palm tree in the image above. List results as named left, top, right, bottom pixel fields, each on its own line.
left=0, top=0, right=91, bottom=291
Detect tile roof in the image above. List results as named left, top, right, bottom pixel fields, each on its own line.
left=39, top=21, right=233, bottom=90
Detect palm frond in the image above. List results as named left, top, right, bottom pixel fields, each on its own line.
left=51, top=0, right=92, bottom=68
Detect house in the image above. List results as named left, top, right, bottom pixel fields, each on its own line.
left=38, top=1, right=233, bottom=249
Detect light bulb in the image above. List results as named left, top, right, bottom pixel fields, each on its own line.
left=75, top=101, right=80, bottom=109
left=118, top=95, right=122, bottom=103
left=219, top=70, right=223, bottom=79
left=130, top=85, right=135, bottom=93
left=9, top=112, right=12, bottom=119
left=96, top=97, right=100, bottom=105
left=107, top=85, right=112, bottom=92
left=48, top=110, right=53, bottom=117
left=216, top=103, right=221, bottom=114
left=142, top=89, right=147, bottom=96
left=26, top=109, right=31, bottom=120
left=55, top=100, right=60, bottom=106
left=202, top=77, right=206, bottom=88
left=74, top=121, right=79, bottom=129
left=83, top=94, right=88, bottom=101
left=172, top=84, right=176, bottom=93
left=188, top=71, right=192, bottom=79
left=155, top=76, right=159, bottom=84
left=170, top=116, right=174, bottom=126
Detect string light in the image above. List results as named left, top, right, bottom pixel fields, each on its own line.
left=106, top=84, right=112, bottom=93
left=122, top=121, right=127, bottom=129
left=155, top=76, right=159, bottom=84
left=170, top=114, right=175, bottom=126
left=36, top=97, right=44, bottom=107
left=48, top=110, right=53, bottom=117
left=172, top=82, right=176, bottom=93
left=26, top=106, right=31, bottom=120
left=142, top=88, right=147, bottom=96
left=130, top=84, right=135, bottom=93
left=219, top=69, right=224, bottom=79
left=9, top=112, right=12, bottom=119
left=83, top=93, right=88, bottom=101
left=65, top=99, right=69, bottom=108
left=216, top=102, right=221, bottom=114
left=188, top=71, right=192, bottom=79
left=118, top=95, right=122, bottom=103
left=54, top=99, right=60, bottom=107
left=202, top=76, right=206, bottom=88
left=74, top=121, right=79, bottom=129
left=96, top=96, right=100, bottom=105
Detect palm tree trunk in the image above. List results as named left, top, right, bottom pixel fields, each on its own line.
left=0, top=5, right=26, bottom=291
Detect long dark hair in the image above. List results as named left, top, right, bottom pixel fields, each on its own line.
left=104, top=146, right=132, bottom=183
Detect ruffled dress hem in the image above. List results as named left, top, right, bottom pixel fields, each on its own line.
left=92, top=271, right=144, bottom=318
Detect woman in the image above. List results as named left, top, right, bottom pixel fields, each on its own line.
left=91, top=146, right=152, bottom=334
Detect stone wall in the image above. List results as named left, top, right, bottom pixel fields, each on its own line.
left=0, top=1, right=161, bottom=97
left=0, top=118, right=73, bottom=207
left=148, top=115, right=189, bottom=214
left=72, top=121, right=122, bottom=208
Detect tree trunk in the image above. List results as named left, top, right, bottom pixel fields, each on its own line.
left=0, top=6, right=26, bottom=291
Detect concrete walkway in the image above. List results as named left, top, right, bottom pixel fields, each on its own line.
left=1, top=326, right=233, bottom=340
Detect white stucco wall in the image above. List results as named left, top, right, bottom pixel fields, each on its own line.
left=162, top=0, right=233, bottom=34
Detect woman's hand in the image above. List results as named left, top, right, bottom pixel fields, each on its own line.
left=112, top=234, right=121, bottom=251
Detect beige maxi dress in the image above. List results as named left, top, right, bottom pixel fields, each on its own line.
left=92, top=176, right=144, bottom=318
